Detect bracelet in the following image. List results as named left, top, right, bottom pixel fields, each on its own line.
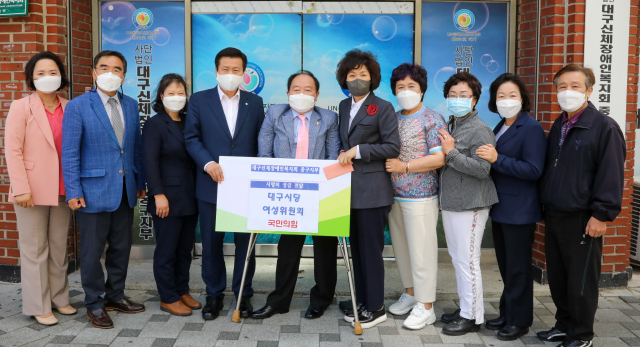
left=405, top=161, right=410, bottom=174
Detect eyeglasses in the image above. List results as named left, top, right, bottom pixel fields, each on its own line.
left=447, top=94, right=473, bottom=99
left=96, top=67, right=124, bottom=75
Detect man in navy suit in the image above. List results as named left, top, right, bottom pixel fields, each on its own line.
left=185, top=47, right=264, bottom=320
left=62, top=51, right=147, bottom=329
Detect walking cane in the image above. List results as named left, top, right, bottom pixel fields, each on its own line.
left=232, top=232, right=258, bottom=323
left=338, top=236, right=363, bottom=335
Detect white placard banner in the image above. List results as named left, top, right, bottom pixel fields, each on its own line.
left=583, top=0, right=630, bottom=129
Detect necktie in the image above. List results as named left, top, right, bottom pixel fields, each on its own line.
left=295, top=115, right=309, bottom=159
left=108, top=98, right=124, bottom=147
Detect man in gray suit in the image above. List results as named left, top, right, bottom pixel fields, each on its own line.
left=252, top=70, right=340, bottom=320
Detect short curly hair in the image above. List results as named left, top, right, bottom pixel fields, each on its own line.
left=24, top=51, right=69, bottom=92
left=335, top=49, right=381, bottom=91
left=390, top=63, right=428, bottom=101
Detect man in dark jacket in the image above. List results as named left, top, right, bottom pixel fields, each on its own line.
left=536, top=64, right=625, bottom=347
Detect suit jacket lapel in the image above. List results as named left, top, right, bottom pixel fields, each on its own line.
left=234, top=91, right=250, bottom=139
left=89, top=90, right=120, bottom=147
left=160, top=112, right=185, bottom=144
left=28, top=93, right=56, bottom=149
left=496, top=113, right=526, bottom=149
left=207, top=87, right=232, bottom=140
left=307, top=108, right=321, bottom=159
left=339, top=100, right=350, bottom=147
left=349, top=92, right=374, bottom=134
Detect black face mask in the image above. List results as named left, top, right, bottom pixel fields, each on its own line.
left=347, top=79, right=371, bottom=97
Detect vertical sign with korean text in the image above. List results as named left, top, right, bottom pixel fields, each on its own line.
left=421, top=2, right=509, bottom=129
left=584, top=0, right=630, bottom=129
left=0, top=0, right=28, bottom=17
left=101, top=1, right=186, bottom=244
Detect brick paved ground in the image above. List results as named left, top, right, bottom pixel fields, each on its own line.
left=2, top=282, right=640, bottom=347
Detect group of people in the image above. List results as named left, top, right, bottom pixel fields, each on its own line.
left=6, top=46, right=624, bottom=347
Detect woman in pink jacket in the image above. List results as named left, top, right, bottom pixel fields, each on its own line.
left=6, top=51, right=77, bottom=326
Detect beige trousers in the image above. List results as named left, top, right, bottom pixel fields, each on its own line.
left=15, top=196, right=71, bottom=316
left=388, top=198, right=439, bottom=303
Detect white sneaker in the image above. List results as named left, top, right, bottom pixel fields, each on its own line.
left=388, top=293, right=418, bottom=315
left=403, top=303, right=436, bottom=330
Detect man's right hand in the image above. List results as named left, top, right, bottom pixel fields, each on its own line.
left=69, top=197, right=86, bottom=211
left=206, top=162, right=225, bottom=183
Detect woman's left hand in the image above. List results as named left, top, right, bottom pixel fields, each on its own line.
left=476, top=144, right=498, bottom=163
left=437, top=129, right=455, bottom=155
left=385, top=158, right=405, bottom=173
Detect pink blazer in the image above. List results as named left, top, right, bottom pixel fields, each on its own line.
left=6, top=93, right=68, bottom=206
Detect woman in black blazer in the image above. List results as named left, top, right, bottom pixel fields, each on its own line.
left=142, top=74, right=200, bottom=316
left=336, top=49, right=401, bottom=329
left=475, top=73, right=546, bottom=341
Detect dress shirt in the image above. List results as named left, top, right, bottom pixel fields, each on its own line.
left=559, top=106, right=587, bottom=146
left=218, top=85, right=240, bottom=137
left=291, top=108, right=313, bottom=157
left=97, top=88, right=125, bottom=131
left=347, top=93, right=370, bottom=159
left=204, top=86, right=241, bottom=171
left=495, top=124, right=510, bottom=142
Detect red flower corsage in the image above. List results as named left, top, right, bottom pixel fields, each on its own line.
left=367, top=104, right=378, bottom=116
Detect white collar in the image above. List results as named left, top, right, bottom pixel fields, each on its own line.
left=218, top=85, right=240, bottom=100
left=97, top=88, right=119, bottom=106
left=351, top=92, right=370, bottom=108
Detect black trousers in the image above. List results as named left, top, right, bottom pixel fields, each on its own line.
left=266, top=235, right=338, bottom=310
left=199, top=199, right=255, bottom=299
left=545, top=211, right=602, bottom=342
left=76, top=185, right=134, bottom=311
left=350, top=206, right=390, bottom=312
left=152, top=214, right=198, bottom=303
left=492, top=221, right=535, bottom=327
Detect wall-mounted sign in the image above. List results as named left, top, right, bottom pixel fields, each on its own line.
left=584, top=0, right=630, bottom=130
left=0, top=0, right=28, bottom=17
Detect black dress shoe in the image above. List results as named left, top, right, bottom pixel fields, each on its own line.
left=537, top=327, right=567, bottom=342
left=339, top=299, right=362, bottom=314
left=558, top=340, right=592, bottom=347
left=238, top=297, right=253, bottom=318
left=251, top=305, right=289, bottom=319
left=202, top=296, right=224, bottom=321
left=485, top=316, right=506, bottom=330
left=440, top=309, right=461, bottom=324
left=442, top=317, right=481, bottom=336
left=497, top=326, right=529, bottom=341
left=305, top=306, right=324, bottom=319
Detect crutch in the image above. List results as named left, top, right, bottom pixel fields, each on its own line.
left=337, top=236, right=363, bottom=335
left=232, top=232, right=259, bottom=322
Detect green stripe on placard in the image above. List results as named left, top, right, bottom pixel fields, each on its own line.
left=318, top=187, right=351, bottom=221
left=215, top=209, right=248, bottom=232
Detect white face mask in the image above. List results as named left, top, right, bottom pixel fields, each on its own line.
left=396, top=90, right=422, bottom=111
left=557, top=90, right=586, bottom=112
left=289, top=93, right=316, bottom=113
left=496, top=99, right=522, bottom=119
left=162, top=95, right=187, bottom=112
left=33, top=75, right=61, bottom=94
left=95, top=71, right=122, bottom=92
left=217, top=73, right=243, bottom=92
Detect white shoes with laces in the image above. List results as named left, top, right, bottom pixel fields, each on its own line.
left=403, top=303, right=436, bottom=330
left=388, top=293, right=418, bottom=315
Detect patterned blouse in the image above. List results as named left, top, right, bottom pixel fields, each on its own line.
left=391, top=105, right=447, bottom=201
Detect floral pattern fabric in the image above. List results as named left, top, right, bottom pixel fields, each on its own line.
left=391, top=106, right=447, bottom=201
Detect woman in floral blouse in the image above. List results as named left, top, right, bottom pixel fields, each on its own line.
left=385, top=63, right=446, bottom=330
